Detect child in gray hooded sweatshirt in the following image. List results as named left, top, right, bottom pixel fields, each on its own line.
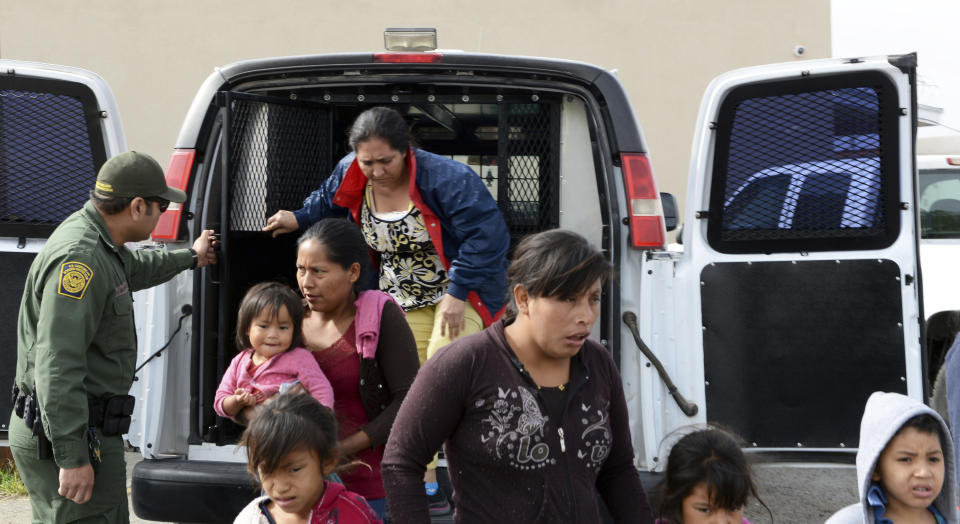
left=827, top=391, right=958, bottom=524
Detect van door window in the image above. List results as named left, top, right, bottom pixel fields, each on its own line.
left=724, top=173, right=792, bottom=229
left=919, top=169, right=960, bottom=238
left=0, top=78, right=108, bottom=237
left=708, top=73, right=900, bottom=253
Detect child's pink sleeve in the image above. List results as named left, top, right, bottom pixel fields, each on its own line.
left=214, top=352, right=246, bottom=418
left=292, top=348, right=335, bottom=409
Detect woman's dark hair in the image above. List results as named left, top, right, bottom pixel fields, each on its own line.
left=297, top=218, right=371, bottom=294
left=348, top=106, right=412, bottom=153
left=235, top=282, right=304, bottom=351
left=656, top=427, right=770, bottom=523
left=240, top=392, right=338, bottom=477
left=503, top=229, right=612, bottom=321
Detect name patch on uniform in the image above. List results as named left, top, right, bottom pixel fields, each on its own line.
left=58, top=261, right=93, bottom=300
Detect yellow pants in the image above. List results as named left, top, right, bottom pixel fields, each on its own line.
left=405, top=300, right=484, bottom=471
left=405, top=300, right=484, bottom=364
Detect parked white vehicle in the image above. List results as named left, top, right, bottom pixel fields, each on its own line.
left=0, top=41, right=921, bottom=522
left=918, top=154, right=960, bottom=380
left=919, top=154, right=960, bottom=316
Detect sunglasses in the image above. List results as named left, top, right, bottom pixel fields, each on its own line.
left=145, top=197, right=170, bottom=213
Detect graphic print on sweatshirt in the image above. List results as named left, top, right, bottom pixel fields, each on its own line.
left=479, top=386, right=553, bottom=470
left=478, top=385, right=615, bottom=472
left=576, top=400, right=612, bottom=468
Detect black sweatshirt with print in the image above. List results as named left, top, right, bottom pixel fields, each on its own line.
left=382, top=320, right=654, bottom=523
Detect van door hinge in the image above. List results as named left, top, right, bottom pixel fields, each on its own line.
left=904, top=274, right=914, bottom=286
left=900, top=202, right=910, bottom=210
left=99, top=110, right=108, bottom=119
left=17, top=237, right=26, bottom=249
left=695, top=210, right=709, bottom=219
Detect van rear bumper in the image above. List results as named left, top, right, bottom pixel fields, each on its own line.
left=131, top=458, right=257, bottom=523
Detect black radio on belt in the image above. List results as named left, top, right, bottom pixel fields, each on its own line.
left=89, top=395, right=135, bottom=436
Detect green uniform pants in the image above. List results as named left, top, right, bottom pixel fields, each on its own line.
left=9, top=413, right=129, bottom=524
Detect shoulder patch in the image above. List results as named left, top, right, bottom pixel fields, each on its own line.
left=58, top=261, right=94, bottom=300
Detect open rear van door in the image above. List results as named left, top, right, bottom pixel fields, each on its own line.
left=676, top=54, right=919, bottom=454
left=0, top=61, right=125, bottom=439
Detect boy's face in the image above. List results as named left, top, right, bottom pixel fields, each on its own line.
left=872, top=427, right=945, bottom=513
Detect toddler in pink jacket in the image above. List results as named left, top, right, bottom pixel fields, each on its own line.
left=214, top=282, right=334, bottom=422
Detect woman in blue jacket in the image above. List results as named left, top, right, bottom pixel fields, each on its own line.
left=266, top=109, right=509, bottom=510
left=264, top=104, right=509, bottom=367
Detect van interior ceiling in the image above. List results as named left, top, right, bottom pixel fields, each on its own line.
left=194, top=83, right=602, bottom=445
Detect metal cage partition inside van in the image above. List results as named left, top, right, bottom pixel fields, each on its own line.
left=199, top=91, right=565, bottom=445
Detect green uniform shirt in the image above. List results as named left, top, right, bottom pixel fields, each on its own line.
left=15, top=201, right=194, bottom=469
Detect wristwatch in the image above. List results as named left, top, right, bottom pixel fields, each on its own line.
left=189, top=248, right=199, bottom=269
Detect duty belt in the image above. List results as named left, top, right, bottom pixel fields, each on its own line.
left=11, top=384, right=136, bottom=463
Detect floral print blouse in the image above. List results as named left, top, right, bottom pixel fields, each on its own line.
left=359, top=184, right=447, bottom=311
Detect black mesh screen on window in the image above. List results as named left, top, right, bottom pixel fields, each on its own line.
left=495, top=102, right=561, bottom=245
left=0, top=80, right=106, bottom=237
left=226, top=94, right=561, bottom=245
left=707, top=72, right=901, bottom=253
left=226, top=94, right=333, bottom=232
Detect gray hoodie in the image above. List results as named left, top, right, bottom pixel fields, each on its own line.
left=826, top=391, right=958, bottom=524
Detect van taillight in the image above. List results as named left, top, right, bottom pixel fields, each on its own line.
left=373, top=53, right=442, bottom=63
left=948, top=157, right=960, bottom=166
left=620, top=153, right=666, bottom=249
left=152, top=149, right=196, bottom=241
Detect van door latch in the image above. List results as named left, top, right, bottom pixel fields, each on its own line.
left=622, top=311, right=699, bottom=417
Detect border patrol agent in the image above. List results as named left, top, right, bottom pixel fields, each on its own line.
left=9, top=151, right=217, bottom=523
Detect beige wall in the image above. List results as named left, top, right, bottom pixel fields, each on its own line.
left=0, top=1, right=829, bottom=212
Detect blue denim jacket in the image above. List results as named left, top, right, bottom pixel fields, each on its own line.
left=293, top=148, right=510, bottom=322
left=867, top=483, right=946, bottom=524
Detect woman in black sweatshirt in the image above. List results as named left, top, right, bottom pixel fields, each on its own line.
left=383, top=229, right=654, bottom=524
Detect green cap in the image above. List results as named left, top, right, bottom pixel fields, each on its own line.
left=94, top=151, right=186, bottom=203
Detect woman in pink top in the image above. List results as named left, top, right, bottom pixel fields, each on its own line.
left=214, top=282, right=334, bottom=423
left=297, top=218, right=420, bottom=520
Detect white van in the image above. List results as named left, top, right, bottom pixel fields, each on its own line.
left=918, top=154, right=960, bottom=379
left=1, top=42, right=922, bottom=522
